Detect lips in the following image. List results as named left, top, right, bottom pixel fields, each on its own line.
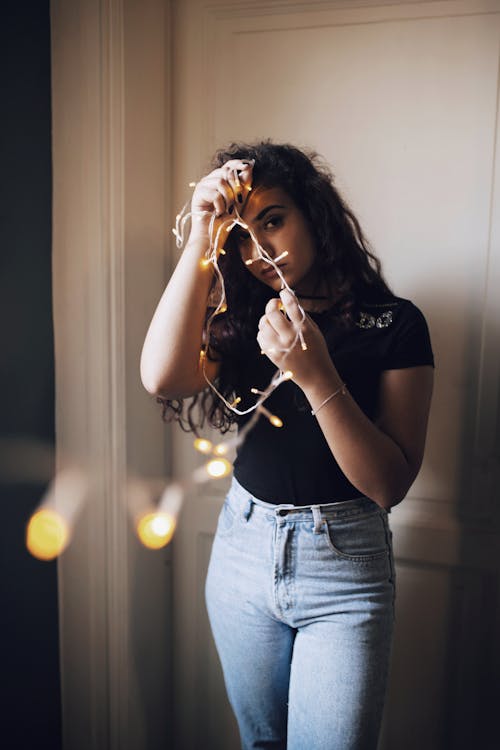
left=261, top=263, right=286, bottom=278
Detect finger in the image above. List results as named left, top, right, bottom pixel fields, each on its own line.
left=257, top=328, right=278, bottom=357
left=265, top=297, right=282, bottom=315
left=205, top=177, right=235, bottom=216
left=225, top=166, right=249, bottom=207
left=224, top=159, right=254, bottom=204
left=279, top=288, right=304, bottom=325
left=258, top=315, right=277, bottom=336
left=223, top=168, right=241, bottom=208
left=192, top=176, right=228, bottom=216
left=265, top=298, right=292, bottom=332
left=266, top=311, right=296, bottom=345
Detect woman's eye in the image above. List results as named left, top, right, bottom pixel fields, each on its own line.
left=264, top=215, right=283, bottom=230
left=236, top=230, right=250, bottom=244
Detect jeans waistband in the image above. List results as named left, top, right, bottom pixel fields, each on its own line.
left=227, top=477, right=382, bottom=530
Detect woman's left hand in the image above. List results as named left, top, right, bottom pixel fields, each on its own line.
left=256, top=289, right=338, bottom=391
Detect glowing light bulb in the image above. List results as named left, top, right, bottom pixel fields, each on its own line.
left=283, top=370, right=293, bottom=380
left=206, top=458, right=231, bottom=478
left=26, top=508, right=69, bottom=561
left=301, top=341, right=308, bottom=351
left=137, top=512, right=176, bottom=549
left=258, top=404, right=283, bottom=428
left=194, top=438, right=213, bottom=454
left=213, top=443, right=229, bottom=456
left=245, top=259, right=254, bottom=266
left=200, top=258, right=211, bottom=268
left=217, top=304, right=227, bottom=314
left=219, top=248, right=226, bottom=255
left=189, top=181, right=197, bottom=187
left=230, top=396, right=241, bottom=408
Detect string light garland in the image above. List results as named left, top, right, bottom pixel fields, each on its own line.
left=173, top=179, right=311, bottom=443
left=129, top=175, right=318, bottom=547
left=24, top=172, right=321, bottom=560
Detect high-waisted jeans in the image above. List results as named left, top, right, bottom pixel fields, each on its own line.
left=205, top=477, right=395, bottom=750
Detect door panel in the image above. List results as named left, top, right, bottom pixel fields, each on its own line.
left=172, top=2, right=500, bottom=748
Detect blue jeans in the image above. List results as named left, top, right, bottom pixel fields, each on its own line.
left=205, top=477, right=395, bottom=750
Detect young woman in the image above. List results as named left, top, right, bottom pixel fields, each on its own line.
left=140, top=142, right=434, bottom=750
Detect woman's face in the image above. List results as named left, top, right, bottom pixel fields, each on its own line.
left=234, top=186, right=320, bottom=295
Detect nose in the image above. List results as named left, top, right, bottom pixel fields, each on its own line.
left=241, top=230, right=277, bottom=266
left=253, top=232, right=277, bottom=262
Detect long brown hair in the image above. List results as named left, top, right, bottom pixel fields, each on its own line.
left=158, top=140, right=393, bottom=433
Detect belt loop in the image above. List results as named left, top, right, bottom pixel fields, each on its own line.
left=242, top=497, right=254, bottom=522
left=311, top=505, right=323, bottom=533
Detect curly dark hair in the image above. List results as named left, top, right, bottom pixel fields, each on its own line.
left=157, top=140, right=393, bottom=434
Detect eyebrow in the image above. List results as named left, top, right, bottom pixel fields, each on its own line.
left=251, top=204, right=286, bottom=223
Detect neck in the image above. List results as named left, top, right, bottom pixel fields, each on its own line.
left=296, top=293, right=328, bottom=300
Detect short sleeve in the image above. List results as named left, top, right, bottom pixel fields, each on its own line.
left=382, top=300, right=434, bottom=370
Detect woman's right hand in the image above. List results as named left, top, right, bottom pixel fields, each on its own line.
left=191, top=159, right=254, bottom=223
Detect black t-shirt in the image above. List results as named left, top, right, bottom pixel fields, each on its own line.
left=232, top=297, right=434, bottom=505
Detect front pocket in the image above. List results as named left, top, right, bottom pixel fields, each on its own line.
left=215, top=498, right=238, bottom=538
left=323, top=511, right=389, bottom=562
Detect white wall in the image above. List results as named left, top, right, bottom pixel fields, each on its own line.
left=171, top=2, right=500, bottom=748
left=51, top=0, right=500, bottom=748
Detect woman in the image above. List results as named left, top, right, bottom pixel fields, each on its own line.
left=140, top=141, right=434, bottom=750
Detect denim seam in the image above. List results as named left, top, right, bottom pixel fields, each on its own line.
left=322, top=514, right=390, bottom=563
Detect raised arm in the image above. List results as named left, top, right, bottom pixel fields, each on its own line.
left=140, top=160, right=252, bottom=399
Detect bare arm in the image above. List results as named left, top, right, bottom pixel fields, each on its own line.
left=140, top=217, right=219, bottom=398
left=140, top=160, right=253, bottom=398
left=257, top=291, right=434, bottom=510
left=303, top=365, right=434, bottom=509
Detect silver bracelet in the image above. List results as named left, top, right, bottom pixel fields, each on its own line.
left=311, top=383, right=347, bottom=416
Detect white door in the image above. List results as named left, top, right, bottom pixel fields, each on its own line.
left=171, top=2, right=500, bottom=748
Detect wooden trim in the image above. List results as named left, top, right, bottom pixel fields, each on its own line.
left=51, top=1, right=172, bottom=747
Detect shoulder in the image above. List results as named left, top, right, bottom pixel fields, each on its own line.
left=357, top=295, right=430, bottom=331
left=357, top=295, right=434, bottom=369
left=359, top=295, right=427, bottom=321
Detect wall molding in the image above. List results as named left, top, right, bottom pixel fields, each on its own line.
left=51, top=1, right=128, bottom=747
left=51, top=1, right=172, bottom=748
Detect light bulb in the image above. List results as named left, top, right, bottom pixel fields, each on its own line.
left=194, top=438, right=213, bottom=454
left=26, top=508, right=69, bottom=561
left=206, top=458, right=231, bottom=478
left=213, top=443, right=229, bottom=456
left=269, top=415, right=283, bottom=428
left=137, top=512, right=176, bottom=549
